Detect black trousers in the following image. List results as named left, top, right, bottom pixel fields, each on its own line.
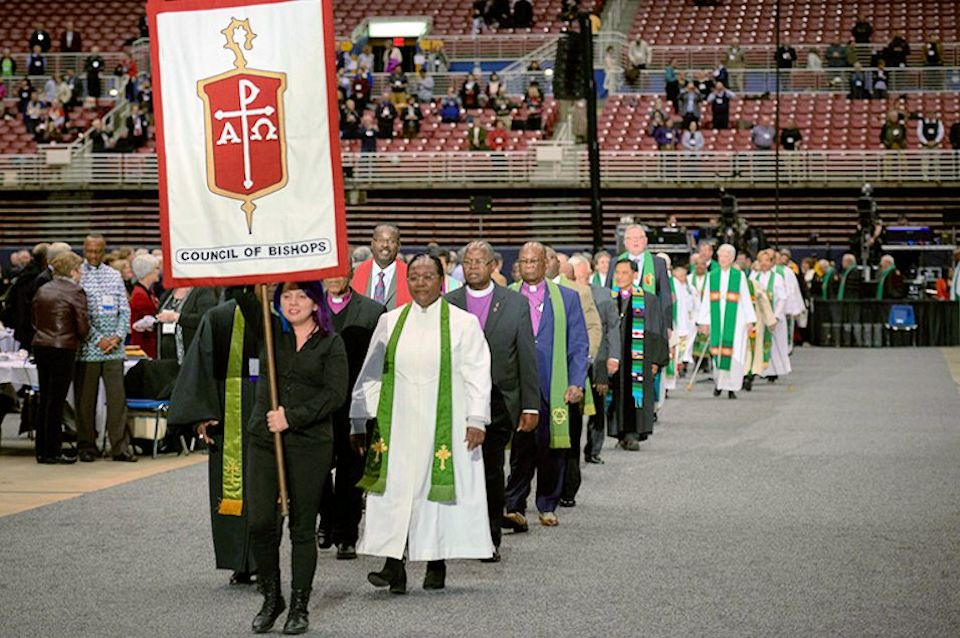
left=318, top=417, right=365, bottom=546
left=505, top=398, right=566, bottom=515
left=482, top=415, right=513, bottom=548
left=34, top=346, right=76, bottom=460
left=583, top=371, right=606, bottom=458
left=248, top=432, right=332, bottom=589
left=560, top=402, right=584, bottom=501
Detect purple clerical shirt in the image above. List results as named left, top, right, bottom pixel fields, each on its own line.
left=465, top=283, right=495, bottom=328
left=520, top=281, right=546, bottom=335
left=327, top=291, right=351, bottom=315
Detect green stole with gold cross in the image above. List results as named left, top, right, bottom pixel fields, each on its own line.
left=358, top=299, right=456, bottom=503
left=218, top=304, right=246, bottom=516
left=709, top=267, right=742, bottom=371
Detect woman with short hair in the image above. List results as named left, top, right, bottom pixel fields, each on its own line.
left=129, top=254, right=160, bottom=357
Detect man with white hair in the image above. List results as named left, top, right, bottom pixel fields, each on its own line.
left=32, top=242, right=72, bottom=292
left=876, top=254, right=904, bottom=299
left=696, top=244, right=756, bottom=399
left=751, top=249, right=791, bottom=382
left=606, top=225, right=673, bottom=337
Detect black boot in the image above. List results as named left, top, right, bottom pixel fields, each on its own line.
left=251, top=575, right=285, bottom=633
left=713, top=387, right=722, bottom=397
left=743, top=375, right=753, bottom=391
left=728, top=391, right=737, bottom=399
left=368, top=557, right=407, bottom=595
left=282, top=588, right=311, bottom=635
left=423, top=560, right=446, bottom=590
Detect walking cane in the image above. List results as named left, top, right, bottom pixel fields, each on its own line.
left=685, top=341, right=710, bottom=391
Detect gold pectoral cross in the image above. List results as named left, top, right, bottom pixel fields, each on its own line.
left=372, top=439, right=388, bottom=463
left=434, top=444, right=452, bottom=472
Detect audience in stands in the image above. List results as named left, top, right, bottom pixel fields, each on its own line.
left=925, top=37, right=943, bottom=66
left=488, top=119, right=508, bottom=151
left=351, top=67, right=371, bottom=111
left=628, top=36, right=651, bottom=72
left=87, top=118, right=108, bottom=153
left=85, top=47, right=105, bottom=99
left=678, top=82, right=702, bottom=129
left=694, top=71, right=713, bottom=99
left=880, top=110, right=908, bottom=150
left=416, top=69, right=434, bottom=104
left=513, top=0, right=533, bottom=29
left=950, top=121, right=960, bottom=150
left=806, top=49, right=823, bottom=71
left=340, top=99, right=360, bottom=139
left=724, top=42, right=745, bottom=91
left=664, top=59, right=680, bottom=110
left=706, top=82, right=735, bottom=130
left=751, top=117, right=776, bottom=150
left=59, top=20, right=82, bottom=53
left=849, top=63, right=869, bottom=99
left=852, top=15, right=873, bottom=44
left=27, top=46, right=46, bottom=75
left=359, top=112, right=377, bottom=153
left=126, top=104, right=149, bottom=149
left=780, top=124, right=803, bottom=150
left=886, top=34, right=910, bottom=68
left=603, top=46, right=620, bottom=94
left=388, top=67, right=408, bottom=105
left=466, top=117, right=487, bottom=151
left=440, top=87, right=462, bottom=123
left=524, top=81, right=543, bottom=130
left=917, top=115, right=944, bottom=148
left=401, top=97, right=422, bottom=139
left=461, top=73, right=481, bottom=109
left=776, top=43, right=798, bottom=69
left=825, top=42, right=847, bottom=69
left=650, top=114, right=677, bottom=150
left=872, top=60, right=889, bottom=99
left=375, top=92, right=397, bottom=139
left=1, top=49, right=16, bottom=77
left=681, top=120, right=704, bottom=152
left=492, top=87, right=513, bottom=124
left=358, top=45, right=375, bottom=74
left=484, top=72, right=502, bottom=106
left=383, top=43, right=403, bottom=74
left=29, top=24, right=52, bottom=53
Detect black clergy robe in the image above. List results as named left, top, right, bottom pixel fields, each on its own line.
left=608, top=289, right=670, bottom=441
left=168, top=293, right=260, bottom=573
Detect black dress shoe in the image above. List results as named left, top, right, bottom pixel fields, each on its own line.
left=728, top=391, right=737, bottom=399
left=585, top=454, right=604, bottom=464
left=39, top=454, right=78, bottom=465
left=230, top=571, right=256, bottom=585
left=559, top=498, right=576, bottom=508
left=316, top=526, right=333, bottom=550
left=423, top=560, right=446, bottom=590
left=336, top=544, right=357, bottom=560
left=713, top=387, right=722, bottom=397
left=767, top=375, right=778, bottom=384
left=480, top=548, right=501, bottom=563
left=282, top=588, right=311, bottom=635
left=112, top=452, right=138, bottom=462
left=252, top=576, right=286, bottom=633
left=743, top=376, right=754, bottom=391
left=368, top=557, right=406, bottom=594
left=62, top=447, right=78, bottom=459
left=79, top=450, right=96, bottom=462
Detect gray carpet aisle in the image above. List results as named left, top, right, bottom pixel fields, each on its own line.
left=1, top=348, right=959, bottom=637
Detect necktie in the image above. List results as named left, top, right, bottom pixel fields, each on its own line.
left=374, top=271, right=386, bottom=304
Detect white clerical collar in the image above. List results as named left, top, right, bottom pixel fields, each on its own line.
left=524, top=280, right=544, bottom=293
left=415, top=297, right=442, bottom=313
left=372, top=260, right=396, bottom=277
left=551, top=275, right=562, bottom=284
left=629, top=251, right=645, bottom=261
left=466, top=282, right=495, bottom=298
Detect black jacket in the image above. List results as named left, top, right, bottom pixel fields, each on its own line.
left=446, top=284, right=539, bottom=428
left=248, top=317, right=348, bottom=444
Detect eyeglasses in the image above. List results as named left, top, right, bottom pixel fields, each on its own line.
left=516, top=259, right=542, bottom=265
left=462, top=259, right=493, bottom=267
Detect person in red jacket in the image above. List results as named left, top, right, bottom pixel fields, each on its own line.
left=129, top=254, right=160, bottom=357
left=350, top=224, right=411, bottom=310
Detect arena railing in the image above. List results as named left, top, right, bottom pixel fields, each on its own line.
left=1, top=150, right=958, bottom=189
left=0, top=52, right=137, bottom=80
left=2, top=75, right=123, bottom=99
left=362, top=70, right=556, bottom=97
left=612, top=66, right=960, bottom=94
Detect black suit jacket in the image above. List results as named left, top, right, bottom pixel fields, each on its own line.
left=446, top=284, right=539, bottom=428
left=332, top=291, right=386, bottom=392
left=604, top=251, right=673, bottom=335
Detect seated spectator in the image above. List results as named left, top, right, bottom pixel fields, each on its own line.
left=0, top=102, right=15, bottom=120
left=27, top=46, right=46, bottom=75
left=401, top=97, right=422, bottom=139
left=56, top=75, right=73, bottom=107
left=513, top=0, right=533, bottom=28
left=1, top=49, right=16, bottom=77
left=466, top=117, right=487, bottom=151
left=484, top=72, right=502, bottom=106
left=59, top=20, right=82, bottom=53
left=460, top=73, right=481, bottom=109
left=439, top=87, right=462, bottom=123
left=29, top=24, right=52, bottom=52
left=129, top=254, right=160, bottom=358
left=880, top=110, right=907, bottom=150
left=780, top=124, right=803, bottom=150
left=950, top=121, right=960, bottom=150
left=886, top=34, right=910, bottom=67
left=25, top=92, right=44, bottom=135
left=843, top=39, right=858, bottom=67
left=648, top=96, right=668, bottom=124
left=776, top=43, right=798, bottom=69
left=925, top=36, right=943, bottom=66
left=416, top=69, right=434, bottom=104
left=524, top=82, right=543, bottom=130
left=340, top=98, right=360, bottom=139
left=488, top=119, right=508, bottom=151
left=852, top=14, right=873, bottom=44
left=825, top=42, right=847, bottom=69
left=872, top=60, right=889, bottom=99
left=375, top=92, right=397, bottom=139
left=491, top=86, right=514, bottom=127
left=917, top=115, right=944, bottom=148
left=706, top=82, right=734, bottom=130
left=678, top=82, right=702, bottom=128
left=681, top=120, right=704, bottom=152
left=751, top=116, right=776, bottom=150
left=848, top=63, right=870, bottom=99
left=650, top=114, right=677, bottom=150
left=43, top=100, right=66, bottom=141
left=388, top=67, right=408, bottom=106
left=628, top=36, right=651, bottom=71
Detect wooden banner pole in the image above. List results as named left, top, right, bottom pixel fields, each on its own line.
left=259, top=284, right=290, bottom=517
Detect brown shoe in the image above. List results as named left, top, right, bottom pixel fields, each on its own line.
left=502, top=512, right=528, bottom=533
left=538, top=512, right=559, bottom=527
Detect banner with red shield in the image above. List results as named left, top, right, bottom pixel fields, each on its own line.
left=148, top=0, right=347, bottom=286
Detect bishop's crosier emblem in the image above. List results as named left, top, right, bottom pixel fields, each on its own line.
left=197, top=18, right=288, bottom=233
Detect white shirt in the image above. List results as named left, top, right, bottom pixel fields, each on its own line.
left=371, top=260, right=397, bottom=298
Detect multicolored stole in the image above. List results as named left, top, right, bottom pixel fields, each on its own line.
left=358, top=300, right=456, bottom=503
left=615, top=251, right=657, bottom=295
left=218, top=305, right=246, bottom=516
left=613, top=286, right=646, bottom=407
left=709, top=267, right=742, bottom=371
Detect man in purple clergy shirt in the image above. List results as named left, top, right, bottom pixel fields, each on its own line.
left=501, top=242, right=589, bottom=529
left=446, top=240, right=539, bottom=562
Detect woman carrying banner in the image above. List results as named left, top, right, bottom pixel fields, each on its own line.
left=247, top=281, right=348, bottom=635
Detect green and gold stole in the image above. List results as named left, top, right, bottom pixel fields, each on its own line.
left=511, top=280, right=571, bottom=448
left=590, top=271, right=603, bottom=287
left=760, top=271, right=774, bottom=363
left=821, top=267, right=835, bottom=300
left=358, top=300, right=456, bottom=503
left=709, top=267, right=742, bottom=371
left=556, top=277, right=595, bottom=417
left=666, top=276, right=677, bottom=377
left=218, top=305, right=246, bottom=516
left=613, top=286, right=646, bottom=406
left=838, top=265, right=856, bottom=300
left=616, top=251, right=656, bottom=295
left=875, top=266, right=895, bottom=299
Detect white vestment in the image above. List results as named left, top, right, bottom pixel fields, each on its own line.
left=350, top=299, right=494, bottom=561
left=664, top=276, right=695, bottom=390
left=684, top=277, right=706, bottom=362
left=695, top=268, right=757, bottom=391
left=752, top=270, right=792, bottom=377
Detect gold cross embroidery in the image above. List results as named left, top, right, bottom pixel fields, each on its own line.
left=371, top=439, right=388, bottom=463
left=434, top=444, right=452, bottom=472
